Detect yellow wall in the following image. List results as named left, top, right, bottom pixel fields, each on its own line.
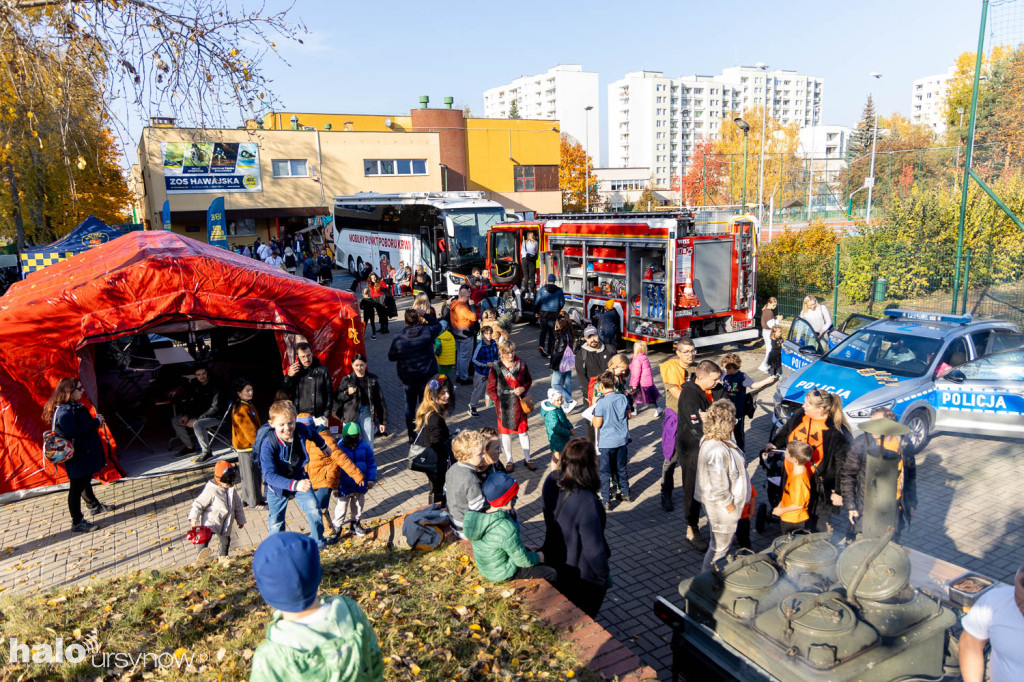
left=259, top=112, right=413, bottom=133
left=245, top=110, right=563, bottom=213
left=464, top=118, right=560, bottom=193
left=137, top=127, right=441, bottom=235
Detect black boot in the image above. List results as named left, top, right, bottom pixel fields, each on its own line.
left=661, top=494, right=674, bottom=512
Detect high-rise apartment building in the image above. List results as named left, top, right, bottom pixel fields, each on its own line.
left=911, top=66, right=955, bottom=135
left=483, top=65, right=599, bottom=164
left=608, top=66, right=823, bottom=189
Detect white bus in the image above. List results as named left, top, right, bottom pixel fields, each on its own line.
left=332, top=192, right=508, bottom=297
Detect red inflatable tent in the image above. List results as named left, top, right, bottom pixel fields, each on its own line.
left=0, top=231, right=364, bottom=495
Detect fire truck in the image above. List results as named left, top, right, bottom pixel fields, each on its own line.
left=484, top=210, right=759, bottom=346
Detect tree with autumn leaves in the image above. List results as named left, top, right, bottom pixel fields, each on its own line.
left=713, top=106, right=801, bottom=211
left=559, top=133, right=598, bottom=212
left=677, top=139, right=728, bottom=206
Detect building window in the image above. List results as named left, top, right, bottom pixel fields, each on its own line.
left=514, top=165, right=535, bottom=191
left=364, top=159, right=428, bottom=176
left=514, top=164, right=558, bottom=192
left=272, top=159, right=308, bottom=177
left=228, top=218, right=257, bottom=237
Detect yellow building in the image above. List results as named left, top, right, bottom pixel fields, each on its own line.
left=261, top=101, right=562, bottom=213
left=135, top=121, right=442, bottom=247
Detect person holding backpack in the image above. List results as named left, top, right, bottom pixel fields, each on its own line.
left=42, top=378, right=115, bottom=533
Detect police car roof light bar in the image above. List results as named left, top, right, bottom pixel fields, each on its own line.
left=884, top=309, right=973, bottom=325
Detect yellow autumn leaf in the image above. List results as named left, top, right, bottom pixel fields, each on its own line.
left=468, top=624, right=482, bottom=631
left=174, top=647, right=186, bottom=658
left=409, top=663, right=420, bottom=675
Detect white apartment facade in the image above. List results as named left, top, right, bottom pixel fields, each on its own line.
left=608, top=66, right=823, bottom=189
left=483, top=65, right=600, bottom=164
left=593, top=167, right=650, bottom=210
left=911, top=66, right=955, bottom=135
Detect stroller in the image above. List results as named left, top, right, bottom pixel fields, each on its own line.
left=753, top=447, right=786, bottom=534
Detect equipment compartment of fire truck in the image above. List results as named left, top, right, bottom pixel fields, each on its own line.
left=535, top=210, right=758, bottom=347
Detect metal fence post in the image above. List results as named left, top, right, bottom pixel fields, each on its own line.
left=961, top=247, right=972, bottom=315
left=832, top=243, right=841, bottom=320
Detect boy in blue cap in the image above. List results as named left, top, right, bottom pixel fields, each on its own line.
left=250, top=532, right=383, bottom=681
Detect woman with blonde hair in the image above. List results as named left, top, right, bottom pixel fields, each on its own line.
left=766, top=388, right=851, bottom=532
left=412, top=374, right=454, bottom=505
left=412, top=293, right=435, bottom=319
left=800, top=295, right=833, bottom=352
left=758, top=297, right=781, bottom=372
left=42, top=378, right=115, bottom=533
left=697, top=399, right=751, bottom=571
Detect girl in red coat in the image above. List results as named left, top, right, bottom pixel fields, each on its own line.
left=487, top=341, right=535, bottom=472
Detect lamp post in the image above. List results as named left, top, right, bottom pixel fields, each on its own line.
left=756, top=63, right=769, bottom=225
left=865, top=72, right=883, bottom=225
left=733, top=117, right=750, bottom=210
left=956, top=106, right=965, bottom=167
left=584, top=105, right=593, bottom=212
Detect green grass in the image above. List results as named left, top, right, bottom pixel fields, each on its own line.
left=0, top=537, right=597, bottom=681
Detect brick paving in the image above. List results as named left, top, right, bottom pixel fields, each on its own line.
left=2, top=277, right=1023, bottom=680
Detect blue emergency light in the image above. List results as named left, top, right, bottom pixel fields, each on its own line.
left=884, top=309, right=973, bottom=325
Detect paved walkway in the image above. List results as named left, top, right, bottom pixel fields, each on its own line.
left=3, top=286, right=1023, bottom=680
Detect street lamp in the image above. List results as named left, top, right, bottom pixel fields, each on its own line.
left=865, top=72, right=882, bottom=225
left=756, top=62, right=769, bottom=225
left=733, top=117, right=750, bottom=210
left=956, top=106, right=966, bottom=166
left=584, top=105, right=594, bottom=212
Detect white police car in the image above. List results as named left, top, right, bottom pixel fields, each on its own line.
left=773, top=309, right=1024, bottom=451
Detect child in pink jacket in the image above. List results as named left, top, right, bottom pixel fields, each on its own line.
left=629, top=341, right=662, bottom=416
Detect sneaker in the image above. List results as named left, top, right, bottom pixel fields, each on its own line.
left=563, top=400, right=578, bottom=415
left=469, top=405, right=479, bottom=417
left=196, top=547, right=214, bottom=564
left=757, top=364, right=769, bottom=373
left=71, top=519, right=98, bottom=533
left=195, top=450, right=214, bottom=464
left=372, top=335, right=377, bottom=340
left=524, top=460, right=537, bottom=471
left=88, top=503, right=116, bottom=515
left=504, top=462, right=514, bottom=474
left=661, top=496, right=674, bottom=512
left=656, top=407, right=665, bottom=417
left=614, top=489, right=623, bottom=502
left=538, top=347, right=549, bottom=358
left=687, top=526, right=708, bottom=552
left=350, top=521, right=367, bottom=537
left=622, top=494, right=633, bottom=503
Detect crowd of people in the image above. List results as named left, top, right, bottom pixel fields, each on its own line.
left=44, top=264, right=1005, bottom=681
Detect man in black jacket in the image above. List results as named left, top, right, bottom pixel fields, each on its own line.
left=388, top=309, right=442, bottom=440
left=172, top=365, right=225, bottom=460
left=673, top=360, right=725, bottom=552
left=575, top=325, right=616, bottom=442
left=282, top=342, right=333, bottom=424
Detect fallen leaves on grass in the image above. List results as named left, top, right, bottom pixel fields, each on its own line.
left=0, top=541, right=591, bottom=681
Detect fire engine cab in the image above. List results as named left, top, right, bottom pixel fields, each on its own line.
left=485, top=210, right=759, bottom=346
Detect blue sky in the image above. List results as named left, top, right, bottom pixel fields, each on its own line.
left=124, top=0, right=986, bottom=164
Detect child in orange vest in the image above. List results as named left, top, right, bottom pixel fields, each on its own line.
left=773, top=441, right=813, bottom=534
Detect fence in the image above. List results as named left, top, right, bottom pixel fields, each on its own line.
left=772, top=239, right=1024, bottom=328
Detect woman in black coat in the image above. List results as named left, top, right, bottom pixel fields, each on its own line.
left=335, top=353, right=389, bottom=449
left=43, top=378, right=115, bottom=533
left=541, top=438, right=611, bottom=617
left=412, top=375, right=454, bottom=505
left=767, top=388, right=852, bottom=533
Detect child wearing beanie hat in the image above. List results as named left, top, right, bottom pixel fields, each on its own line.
left=250, top=532, right=384, bottom=681
left=188, top=460, right=246, bottom=563
left=541, top=388, right=575, bottom=468
left=332, top=422, right=377, bottom=538
left=461, top=472, right=557, bottom=584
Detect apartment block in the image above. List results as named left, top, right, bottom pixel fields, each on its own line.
left=608, top=66, right=823, bottom=189
left=911, top=66, right=955, bottom=135
left=483, top=64, right=599, bottom=163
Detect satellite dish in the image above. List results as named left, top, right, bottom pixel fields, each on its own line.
left=384, top=118, right=393, bottom=128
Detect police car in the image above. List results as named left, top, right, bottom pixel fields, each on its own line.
left=773, top=309, right=1024, bottom=451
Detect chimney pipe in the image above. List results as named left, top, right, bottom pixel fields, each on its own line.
left=444, top=96, right=454, bottom=109
left=290, top=115, right=299, bottom=130
left=419, top=95, right=430, bottom=109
